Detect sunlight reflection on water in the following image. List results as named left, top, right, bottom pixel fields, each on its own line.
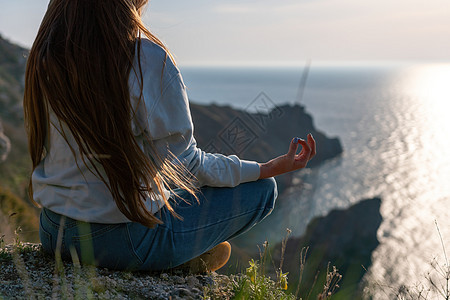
left=365, top=65, right=450, bottom=299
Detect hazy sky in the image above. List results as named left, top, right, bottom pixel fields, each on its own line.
left=1, top=0, right=449, bottom=65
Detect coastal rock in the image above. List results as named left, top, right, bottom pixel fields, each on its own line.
left=190, top=103, right=342, bottom=166
left=190, top=103, right=343, bottom=192
left=271, top=197, right=382, bottom=298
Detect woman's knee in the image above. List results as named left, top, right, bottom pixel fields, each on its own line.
left=257, top=177, right=278, bottom=213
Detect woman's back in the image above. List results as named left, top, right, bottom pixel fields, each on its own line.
left=32, top=39, right=182, bottom=223
left=24, top=0, right=189, bottom=227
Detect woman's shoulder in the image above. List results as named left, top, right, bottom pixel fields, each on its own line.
left=137, top=38, right=178, bottom=74
left=131, top=38, right=182, bottom=103
left=139, top=38, right=166, bottom=57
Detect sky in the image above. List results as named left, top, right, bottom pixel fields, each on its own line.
left=0, top=0, right=449, bottom=66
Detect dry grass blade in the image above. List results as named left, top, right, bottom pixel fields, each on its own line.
left=295, top=246, right=309, bottom=299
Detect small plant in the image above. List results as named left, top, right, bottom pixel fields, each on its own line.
left=295, top=246, right=309, bottom=298
left=13, top=226, right=26, bottom=252
left=277, top=228, right=292, bottom=291
left=233, top=259, right=295, bottom=300
left=317, top=263, right=342, bottom=300
left=14, top=225, right=21, bottom=245
left=279, top=271, right=289, bottom=291
left=0, top=233, right=11, bottom=261
left=426, top=221, right=449, bottom=300
left=246, top=259, right=258, bottom=284
left=202, top=233, right=298, bottom=299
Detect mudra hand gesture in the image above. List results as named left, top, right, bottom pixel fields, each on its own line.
left=259, top=133, right=316, bottom=179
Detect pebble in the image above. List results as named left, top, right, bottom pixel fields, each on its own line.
left=173, top=275, right=185, bottom=284
left=175, top=287, right=193, bottom=296
left=186, top=275, right=200, bottom=286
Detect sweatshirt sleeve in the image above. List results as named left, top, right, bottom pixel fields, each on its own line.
left=147, top=72, right=260, bottom=187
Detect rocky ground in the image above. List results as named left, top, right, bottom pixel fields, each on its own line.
left=0, top=243, right=235, bottom=300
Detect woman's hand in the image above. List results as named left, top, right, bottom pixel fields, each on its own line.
left=259, top=134, right=316, bottom=179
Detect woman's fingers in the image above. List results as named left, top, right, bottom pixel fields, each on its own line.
left=289, top=134, right=316, bottom=166
left=295, top=139, right=311, bottom=162
left=259, top=135, right=317, bottom=179
left=287, top=137, right=300, bottom=158
left=307, top=134, right=316, bottom=159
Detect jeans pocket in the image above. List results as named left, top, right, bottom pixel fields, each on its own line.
left=39, top=214, right=54, bottom=255
left=70, top=223, right=142, bottom=270
left=69, top=223, right=118, bottom=264
left=125, top=223, right=146, bottom=265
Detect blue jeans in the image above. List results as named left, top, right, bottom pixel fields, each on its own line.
left=39, top=178, right=277, bottom=271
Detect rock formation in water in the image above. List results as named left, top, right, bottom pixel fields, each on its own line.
left=190, top=102, right=343, bottom=192
left=270, top=197, right=382, bottom=298
left=190, top=102, right=342, bottom=166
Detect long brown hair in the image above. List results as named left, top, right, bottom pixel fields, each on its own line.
left=24, top=0, right=196, bottom=227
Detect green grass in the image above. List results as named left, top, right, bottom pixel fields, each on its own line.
left=203, top=252, right=342, bottom=300
left=0, top=186, right=39, bottom=243
left=0, top=118, right=39, bottom=243
left=204, top=229, right=342, bottom=300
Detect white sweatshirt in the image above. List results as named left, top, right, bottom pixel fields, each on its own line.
left=32, top=39, right=261, bottom=223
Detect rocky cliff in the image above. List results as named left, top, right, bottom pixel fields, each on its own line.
left=190, top=102, right=343, bottom=192
left=190, top=102, right=342, bottom=168
left=270, top=197, right=382, bottom=298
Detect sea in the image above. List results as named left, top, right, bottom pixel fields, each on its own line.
left=180, top=62, right=450, bottom=299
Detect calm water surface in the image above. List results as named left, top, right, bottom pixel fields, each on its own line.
left=181, top=63, right=450, bottom=298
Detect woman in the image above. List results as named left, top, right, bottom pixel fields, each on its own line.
left=24, top=0, right=316, bottom=272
